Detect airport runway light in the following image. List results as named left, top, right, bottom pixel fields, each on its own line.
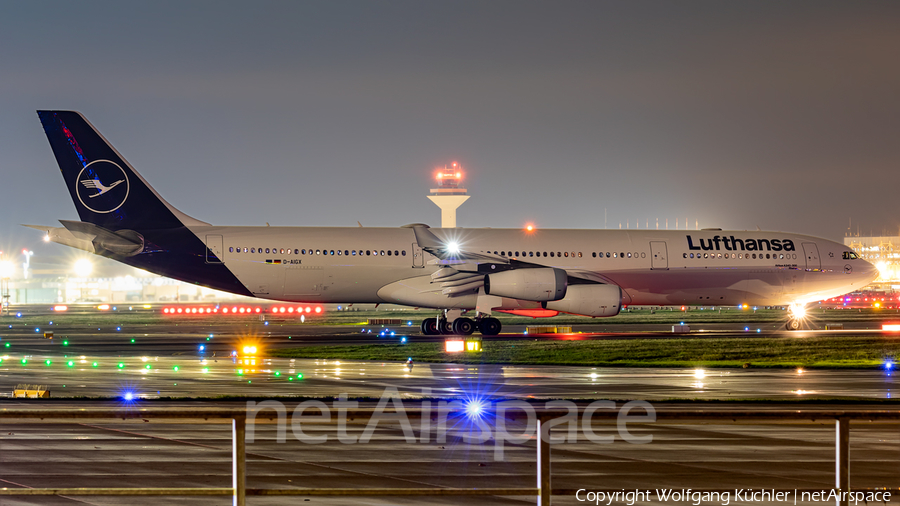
left=67, top=360, right=74, bottom=367
left=92, top=362, right=98, bottom=367
left=274, top=371, right=280, bottom=377
left=118, top=362, right=125, bottom=369
left=20, top=358, right=26, bottom=365
left=63, top=340, right=69, bottom=345
left=173, top=365, right=179, bottom=371
left=693, top=369, right=706, bottom=379
left=45, top=359, right=51, bottom=366
left=464, top=398, right=487, bottom=420
left=73, top=258, right=93, bottom=278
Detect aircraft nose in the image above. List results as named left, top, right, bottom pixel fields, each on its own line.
left=860, top=259, right=879, bottom=285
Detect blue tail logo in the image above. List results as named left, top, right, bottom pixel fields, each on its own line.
left=76, top=160, right=130, bottom=213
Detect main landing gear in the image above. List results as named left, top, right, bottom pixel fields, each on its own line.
left=421, top=310, right=501, bottom=336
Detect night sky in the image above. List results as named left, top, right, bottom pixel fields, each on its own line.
left=2, top=1, right=899, bottom=270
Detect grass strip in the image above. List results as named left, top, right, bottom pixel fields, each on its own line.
left=270, top=335, right=900, bottom=369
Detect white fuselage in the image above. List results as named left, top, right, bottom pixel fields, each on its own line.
left=195, top=226, right=877, bottom=309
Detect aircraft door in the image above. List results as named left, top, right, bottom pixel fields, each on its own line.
left=205, top=235, right=224, bottom=264
left=802, top=242, right=821, bottom=271
left=650, top=241, right=668, bottom=270
left=412, top=243, right=424, bottom=268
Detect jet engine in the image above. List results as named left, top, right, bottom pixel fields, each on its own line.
left=543, top=284, right=622, bottom=317
left=483, top=267, right=567, bottom=302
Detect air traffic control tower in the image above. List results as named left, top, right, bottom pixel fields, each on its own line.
left=427, top=162, right=469, bottom=228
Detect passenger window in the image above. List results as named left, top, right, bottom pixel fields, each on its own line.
left=366, top=250, right=371, bottom=256
left=683, top=253, right=687, bottom=258
left=703, top=253, right=708, bottom=259
left=627, top=252, right=632, bottom=258
left=346, top=250, right=351, bottom=256
left=316, top=250, right=320, bottom=255
left=265, top=248, right=270, bottom=254
left=387, top=250, right=392, bottom=256
left=529, top=252, right=534, bottom=257
left=578, top=252, right=582, bottom=257
left=619, top=252, right=624, bottom=258
left=550, top=252, right=555, bottom=257
left=337, top=250, right=342, bottom=256
left=564, top=252, right=569, bottom=258
left=401, top=250, right=406, bottom=256
left=557, top=252, right=562, bottom=257
left=251, top=248, right=256, bottom=253
left=593, top=252, right=597, bottom=258
left=380, top=250, right=385, bottom=256
left=229, top=247, right=234, bottom=253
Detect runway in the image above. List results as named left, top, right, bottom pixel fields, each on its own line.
left=0, top=321, right=895, bottom=400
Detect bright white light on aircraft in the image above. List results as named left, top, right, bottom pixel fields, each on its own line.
left=693, top=369, right=706, bottom=379
left=0, top=260, right=15, bottom=278
left=788, top=303, right=807, bottom=319
left=73, top=258, right=93, bottom=277
left=242, top=345, right=258, bottom=354
left=525, top=224, right=535, bottom=232
left=53, top=305, right=68, bottom=312
left=43, top=234, right=50, bottom=242
left=447, top=242, right=460, bottom=254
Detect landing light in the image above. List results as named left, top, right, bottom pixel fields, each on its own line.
left=693, top=369, right=706, bottom=379
left=446, top=242, right=460, bottom=254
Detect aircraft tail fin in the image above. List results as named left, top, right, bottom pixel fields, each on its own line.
left=36, top=110, right=208, bottom=232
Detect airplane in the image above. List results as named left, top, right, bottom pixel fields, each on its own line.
left=27, top=111, right=878, bottom=335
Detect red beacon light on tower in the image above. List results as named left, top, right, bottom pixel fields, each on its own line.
left=435, top=162, right=463, bottom=189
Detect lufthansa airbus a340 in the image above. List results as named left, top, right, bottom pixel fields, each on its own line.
left=28, top=111, right=878, bottom=335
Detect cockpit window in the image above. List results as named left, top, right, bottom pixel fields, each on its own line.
left=842, top=251, right=859, bottom=260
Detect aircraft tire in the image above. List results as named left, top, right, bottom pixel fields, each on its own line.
left=439, top=319, right=454, bottom=335
left=786, top=319, right=801, bottom=331
left=479, top=317, right=501, bottom=336
left=452, top=317, right=475, bottom=336
left=421, top=318, right=438, bottom=335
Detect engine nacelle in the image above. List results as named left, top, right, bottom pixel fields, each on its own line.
left=543, top=284, right=622, bottom=317
left=484, top=268, right=567, bottom=302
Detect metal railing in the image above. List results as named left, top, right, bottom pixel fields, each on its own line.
left=0, top=406, right=898, bottom=505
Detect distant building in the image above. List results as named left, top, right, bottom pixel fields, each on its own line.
left=427, top=162, right=469, bottom=228
left=845, top=236, right=900, bottom=290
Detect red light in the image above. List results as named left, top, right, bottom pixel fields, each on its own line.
left=305, top=307, right=311, bottom=313
left=255, top=308, right=261, bottom=313
left=223, top=308, right=228, bottom=313
left=163, top=308, right=169, bottom=314
left=239, top=307, right=245, bottom=313
left=232, top=307, right=237, bottom=313
left=315, top=306, right=322, bottom=313
left=288, top=307, right=294, bottom=313
left=280, top=307, right=286, bottom=313
left=177, top=308, right=183, bottom=313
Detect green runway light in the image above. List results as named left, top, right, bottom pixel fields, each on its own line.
left=21, top=358, right=27, bottom=365
left=274, top=371, right=280, bottom=377
left=5, top=342, right=10, bottom=348
left=118, top=362, right=125, bottom=369
left=62, top=340, right=68, bottom=346
left=288, top=377, right=293, bottom=381
left=297, top=373, right=303, bottom=380
left=130, top=339, right=135, bottom=343
left=92, top=362, right=98, bottom=367
left=206, top=337, right=210, bottom=341
left=248, top=380, right=251, bottom=384
left=237, top=369, right=244, bottom=375
left=145, top=364, right=151, bottom=370
left=173, top=365, right=179, bottom=371
left=45, top=359, right=52, bottom=366
left=67, top=360, right=74, bottom=367
left=202, top=367, right=209, bottom=373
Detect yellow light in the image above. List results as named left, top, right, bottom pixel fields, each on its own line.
left=445, top=340, right=464, bottom=353
left=242, top=345, right=258, bottom=354
left=437, top=172, right=443, bottom=179
left=455, top=172, right=461, bottom=178
left=466, top=341, right=478, bottom=351
left=874, top=302, right=881, bottom=308
left=97, top=304, right=110, bottom=311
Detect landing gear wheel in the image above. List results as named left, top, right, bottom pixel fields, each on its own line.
left=439, top=319, right=454, bottom=335
left=478, top=317, right=502, bottom=336
left=421, top=318, right=438, bottom=335
left=786, top=319, right=801, bottom=331
left=452, top=317, right=475, bottom=336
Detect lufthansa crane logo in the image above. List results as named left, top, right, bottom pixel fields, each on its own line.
left=75, top=160, right=130, bottom=214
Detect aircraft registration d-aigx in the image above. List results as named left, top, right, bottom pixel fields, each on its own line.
left=28, top=111, right=878, bottom=335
